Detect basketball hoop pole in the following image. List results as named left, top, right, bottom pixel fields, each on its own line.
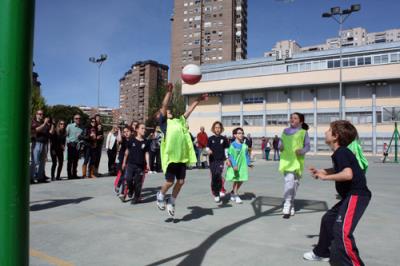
left=394, top=122, right=398, bottom=163
left=0, top=0, right=35, bottom=265
left=383, top=122, right=399, bottom=163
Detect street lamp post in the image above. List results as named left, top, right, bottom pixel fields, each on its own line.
left=322, top=4, right=361, bottom=120
left=89, top=54, right=107, bottom=109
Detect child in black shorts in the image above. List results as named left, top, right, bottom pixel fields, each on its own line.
left=156, top=83, right=208, bottom=216
left=304, top=120, right=372, bottom=265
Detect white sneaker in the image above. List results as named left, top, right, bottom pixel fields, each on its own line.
left=235, top=195, right=243, bottom=204
left=214, top=196, right=221, bottom=203
left=282, top=202, right=291, bottom=215
left=166, top=199, right=175, bottom=217
left=290, top=206, right=295, bottom=216
left=230, top=194, right=237, bottom=202
left=219, top=191, right=226, bottom=198
left=303, top=251, right=329, bottom=262
left=156, top=192, right=166, bottom=210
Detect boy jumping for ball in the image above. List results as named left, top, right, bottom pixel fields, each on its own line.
left=156, top=83, right=208, bottom=216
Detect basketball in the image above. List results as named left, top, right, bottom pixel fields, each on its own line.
left=181, top=64, right=202, bottom=85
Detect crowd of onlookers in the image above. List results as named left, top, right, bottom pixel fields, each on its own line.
left=29, top=108, right=280, bottom=184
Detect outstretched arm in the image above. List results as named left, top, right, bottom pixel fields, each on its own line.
left=160, top=83, right=173, bottom=117
left=183, top=94, right=208, bottom=119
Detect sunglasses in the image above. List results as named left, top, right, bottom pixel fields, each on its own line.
left=37, top=113, right=43, bottom=115
left=74, top=117, right=81, bottom=120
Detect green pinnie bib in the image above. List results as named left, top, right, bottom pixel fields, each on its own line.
left=279, top=129, right=306, bottom=177
left=225, top=142, right=249, bottom=182
left=160, top=116, right=197, bottom=173
left=347, top=139, right=368, bottom=173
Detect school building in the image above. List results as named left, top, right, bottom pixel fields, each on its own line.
left=182, top=42, right=400, bottom=155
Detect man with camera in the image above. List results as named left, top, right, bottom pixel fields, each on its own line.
left=66, top=114, right=83, bottom=179
left=30, top=109, right=53, bottom=183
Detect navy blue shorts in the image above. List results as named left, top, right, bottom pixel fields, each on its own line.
left=165, top=163, right=186, bottom=181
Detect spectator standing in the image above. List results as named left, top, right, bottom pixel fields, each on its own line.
left=30, top=109, right=52, bottom=183
left=66, top=114, right=83, bottom=179
left=50, top=120, right=66, bottom=180
left=197, top=126, right=209, bottom=168
left=81, top=118, right=98, bottom=178
left=149, top=127, right=162, bottom=173
left=265, top=138, right=272, bottom=161
left=94, top=114, right=104, bottom=176
left=261, top=137, right=266, bottom=159
left=244, top=134, right=253, bottom=159
left=106, top=126, right=118, bottom=175
left=273, top=135, right=280, bottom=161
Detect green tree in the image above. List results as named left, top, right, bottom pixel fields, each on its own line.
left=46, top=105, right=89, bottom=126
left=145, top=82, right=187, bottom=129
left=31, top=82, right=46, bottom=118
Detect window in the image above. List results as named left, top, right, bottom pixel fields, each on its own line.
left=317, top=113, right=339, bottom=124
left=287, top=64, right=298, bottom=72
left=318, top=87, right=339, bottom=100
left=222, top=93, right=241, bottom=105
left=243, top=115, right=263, bottom=126
left=304, top=113, right=314, bottom=126
left=346, top=112, right=373, bottom=124
left=377, top=83, right=400, bottom=98
left=267, top=90, right=286, bottom=103
left=390, top=53, right=399, bottom=62
left=243, top=92, right=264, bottom=104
left=266, top=114, right=288, bottom=126
left=222, top=116, right=241, bottom=126
left=345, top=85, right=372, bottom=99
left=290, top=88, right=314, bottom=102
left=382, top=107, right=400, bottom=122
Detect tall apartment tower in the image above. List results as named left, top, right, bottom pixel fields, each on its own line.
left=170, top=0, right=247, bottom=83
left=119, top=60, right=168, bottom=124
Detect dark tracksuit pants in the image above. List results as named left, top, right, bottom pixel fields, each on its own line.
left=67, top=143, right=79, bottom=178
left=124, top=164, right=145, bottom=200
left=210, top=160, right=224, bottom=197
left=313, top=194, right=370, bottom=266
left=50, top=148, right=64, bottom=179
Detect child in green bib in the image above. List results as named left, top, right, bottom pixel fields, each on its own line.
left=226, top=127, right=252, bottom=204
left=279, top=112, right=310, bottom=218
left=156, top=83, right=208, bottom=217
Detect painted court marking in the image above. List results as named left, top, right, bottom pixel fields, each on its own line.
left=30, top=249, right=74, bottom=266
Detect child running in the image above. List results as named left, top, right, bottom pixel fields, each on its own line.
left=279, top=112, right=310, bottom=218
left=225, top=127, right=252, bottom=204
left=304, top=120, right=371, bottom=265
left=156, top=83, right=208, bottom=216
left=122, top=123, right=150, bottom=204
left=207, top=121, right=230, bottom=203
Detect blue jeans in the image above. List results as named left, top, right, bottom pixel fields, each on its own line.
left=30, top=141, right=47, bottom=180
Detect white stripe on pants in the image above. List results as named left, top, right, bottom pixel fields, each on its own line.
left=283, top=172, right=300, bottom=204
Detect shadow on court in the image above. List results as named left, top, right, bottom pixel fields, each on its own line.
left=146, top=196, right=328, bottom=266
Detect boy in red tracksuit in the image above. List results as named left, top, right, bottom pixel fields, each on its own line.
left=304, top=120, right=371, bottom=265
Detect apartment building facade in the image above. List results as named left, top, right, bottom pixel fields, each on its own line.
left=119, top=60, right=168, bottom=124
left=170, top=0, right=247, bottom=83
left=265, top=27, right=400, bottom=59
left=183, top=42, right=400, bottom=154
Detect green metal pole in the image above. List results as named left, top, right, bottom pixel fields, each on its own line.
left=0, top=0, right=35, bottom=265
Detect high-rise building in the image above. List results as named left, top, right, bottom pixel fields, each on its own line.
left=265, top=27, right=400, bottom=59
left=119, top=60, right=168, bottom=124
left=170, top=0, right=247, bottom=83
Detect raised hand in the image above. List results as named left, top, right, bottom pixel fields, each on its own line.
left=167, top=82, right=173, bottom=92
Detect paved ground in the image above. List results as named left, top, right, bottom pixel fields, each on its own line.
left=30, top=153, right=400, bottom=266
